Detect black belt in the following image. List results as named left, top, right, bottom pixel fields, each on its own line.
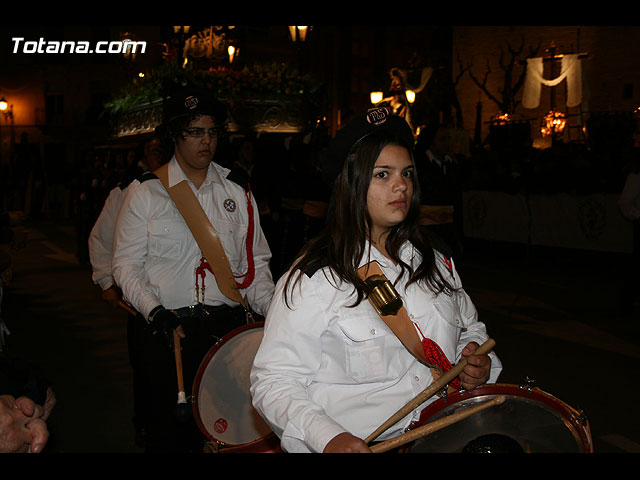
left=170, top=303, right=235, bottom=319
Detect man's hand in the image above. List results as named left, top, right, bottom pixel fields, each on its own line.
left=101, top=286, right=122, bottom=308
left=0, top=395, right=49, bottom=453
left=149, top=307, right=184, bottom=349
left=459, top=341, right=492, bottom=391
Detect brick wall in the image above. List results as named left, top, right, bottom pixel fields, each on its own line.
left=453, top=26, right=640, bottom=149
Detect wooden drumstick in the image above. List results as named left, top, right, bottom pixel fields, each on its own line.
left=365, top=338, right=496, bottom=443
left=118, top=300, right=137, bottom=316
left=173, top=330, right=185, bottom=396
left=173, top=330, right=191, bottom=421
left=370, top=395, right=506, bottom=453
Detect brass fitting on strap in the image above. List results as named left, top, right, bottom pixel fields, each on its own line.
left=365, top=274, right=403, bottom=316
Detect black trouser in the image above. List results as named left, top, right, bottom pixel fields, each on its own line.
left=135, top=304, right=249, bottom=453
left=127, top=312, right=150, bottom=433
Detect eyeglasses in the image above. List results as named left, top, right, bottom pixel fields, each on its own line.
left=182, top=127, right=220, bottom=138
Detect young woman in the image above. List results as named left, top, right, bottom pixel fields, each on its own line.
left=250, top=109, right=502, bottom=453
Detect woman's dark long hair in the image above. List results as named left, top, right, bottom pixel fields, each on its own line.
left=284, top=130, right=455, bottom=308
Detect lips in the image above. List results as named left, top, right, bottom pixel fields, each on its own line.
left=390, top=198, right=407, bottom=208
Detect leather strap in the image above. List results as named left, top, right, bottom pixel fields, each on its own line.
left=357, top=261, right=428, bottom=365
left=357, top=261, right=456, bottom=394
left=154, top=163, right=248, bottom=310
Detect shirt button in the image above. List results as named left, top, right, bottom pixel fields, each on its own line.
left=414, top=375, right=420, bottom=382
left=164, top=227, right=170, bottom=232
left=370, top=328, right=376, bottom=335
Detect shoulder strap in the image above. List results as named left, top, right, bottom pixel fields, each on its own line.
left=357, top=261, right=457, bottom=394
left=357, top=261, right=429, bottom=365
left=154, top=163, right=248, bottom=309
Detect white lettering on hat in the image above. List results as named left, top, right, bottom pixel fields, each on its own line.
left=366, top=107, right=389, bottom=126
left=184, top=95, right=199, bottom=110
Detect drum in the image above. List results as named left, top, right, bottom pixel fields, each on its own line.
left=192, top=321, right=281, bottom=453
left=405, top=383, right=592, bottom=453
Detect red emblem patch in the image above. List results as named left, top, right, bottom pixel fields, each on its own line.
left=214, top=418, right=228, bottom=433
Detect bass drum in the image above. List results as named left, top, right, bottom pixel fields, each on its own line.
left=192, top=321, right=281, bottom=453
left=406, top=383, right=593, bottom=453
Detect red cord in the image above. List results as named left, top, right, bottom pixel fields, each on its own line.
left=196, top=185, right=256, bottom=298
left=234, top=185, right=255, bottom=289
left=414, top=322, right=461, bottom=389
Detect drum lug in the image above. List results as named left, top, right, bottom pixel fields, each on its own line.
left=437, top=386, right=449, bottom=399
left=572, top=408, right=589, bottom=427
left=203, top=441, right=220, bottom=453
left=519, top=376, right=536, bottom=393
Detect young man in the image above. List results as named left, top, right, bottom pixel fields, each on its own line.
left=112, top=87, right=274, bottom=452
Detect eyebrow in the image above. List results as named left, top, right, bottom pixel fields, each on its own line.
left=373, top=164, right=415, bottom=170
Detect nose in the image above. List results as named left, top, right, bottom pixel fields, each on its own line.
left=392, top=173, right=409, bottom=192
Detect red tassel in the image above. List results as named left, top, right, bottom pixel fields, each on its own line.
left=414, top=322, right=461, bottom=389
left=234, top=186, right=255, bottom=289
left=422, top=337, right=460, bottom=389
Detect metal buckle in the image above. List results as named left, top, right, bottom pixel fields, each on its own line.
left=365, top=274, right=403, bottom=316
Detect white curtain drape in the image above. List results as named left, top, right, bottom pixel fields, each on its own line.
left=523, top=54, right=582, bottom=109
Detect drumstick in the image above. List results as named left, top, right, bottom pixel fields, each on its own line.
left=173, top=330, right=191, bottom=421
left=118, top=300, right=137, bottom=316
left=365, top=338, right=495, bottom=443
left=369, top=395, right=506, bottom=453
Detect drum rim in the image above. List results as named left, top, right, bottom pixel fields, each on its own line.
left=417, top=383, right=592, bottom=453
left=192, top=320, right=277, bottom=449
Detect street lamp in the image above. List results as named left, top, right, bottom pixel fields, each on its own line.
left=370, top=91, right=383, bottom=104
left=0, top=97, right=13, bottom=121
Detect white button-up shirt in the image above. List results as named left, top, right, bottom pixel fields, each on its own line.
left=250, top=241, right=501, bottom=453
left=89, top=184, right=128, bottom=291
left=112, top=157, right=274, bottom=320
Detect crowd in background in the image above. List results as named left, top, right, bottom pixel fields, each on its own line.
left=0, top=114, right=636, bottom=309
left=1, top=123, right=636, bottom=279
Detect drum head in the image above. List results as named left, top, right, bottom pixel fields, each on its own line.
left=409, top=384, right=591, bottom=453
left=193, top=322, right=273, bottom=449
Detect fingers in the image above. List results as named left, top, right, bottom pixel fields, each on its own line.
left=13, top=396, right=44, bottom=419
left=460, top=341, right=491, bottom=390
left=42, top=388, right=57, bottom=421
left=0, top=395, right=49, bottom=453
left=25, top=418, right=49, bottom=453
left=323, top=432, right=372, bottom=453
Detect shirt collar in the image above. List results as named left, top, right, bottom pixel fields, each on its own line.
left=358, top=240, right=415, bottom=271
left=167, top=156, right=223, bottom=189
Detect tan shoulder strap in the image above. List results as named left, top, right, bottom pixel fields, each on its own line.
left=357, top=261, right=457, bottom=394
left=154, top=164, right=248, bottom=309
left=357, top=261, right=430, bottom=367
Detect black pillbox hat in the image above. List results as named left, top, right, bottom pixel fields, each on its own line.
left=322, top=107, right=414, bottom=185
left=163, top=86, right=228, bottom=125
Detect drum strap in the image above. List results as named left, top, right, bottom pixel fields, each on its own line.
left=154, top=164, right=249, bottom=311
left=357, top=261, right=459, bottom=394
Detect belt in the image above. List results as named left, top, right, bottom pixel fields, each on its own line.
left=170, top=303, right=234, bottom=319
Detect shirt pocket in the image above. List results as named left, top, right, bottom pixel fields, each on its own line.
left=148, top=219, right=186, bottom=260
left=213, top=218, right=246, bottom=263
left=431, top=291, right=467, bottom=330
left=337, top=313, right=395, bottom=383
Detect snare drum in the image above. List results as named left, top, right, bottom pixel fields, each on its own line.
left=192, top=321, right=281, bottom=453
left=406, top=383, right=592, bottom=453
